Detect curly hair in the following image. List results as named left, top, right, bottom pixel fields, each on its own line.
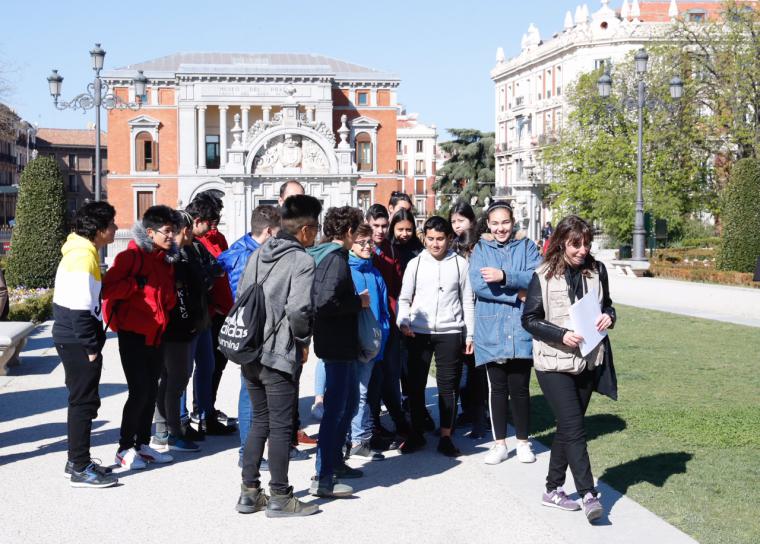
left=542, top=214, right=597, bottom=279
left=322, top=206, right=364, bottom=241
left=74, top=201, right=116, bottom=241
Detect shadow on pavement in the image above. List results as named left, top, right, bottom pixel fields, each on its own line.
left=0, top=423, right=118, bottom=466
left=7, top=355, right=61, bottom=376
left=0, top=383, right=127, bottom=423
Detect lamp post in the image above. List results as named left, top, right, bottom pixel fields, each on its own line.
left=47, top=43, right=147, bottom=202
left=598, top=48, right=683, bottom=261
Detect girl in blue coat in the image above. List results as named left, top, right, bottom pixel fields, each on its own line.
left=469, top=202, right=541, bottom=465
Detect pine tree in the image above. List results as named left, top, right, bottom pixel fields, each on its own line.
left=6, top=155, right=67, bottom=288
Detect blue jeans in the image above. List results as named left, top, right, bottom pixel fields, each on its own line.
left=350, top=360, right=377, bottom=444
left=238, top=373, right=252, bottom=455
left=180, top=329, right=215, bottom=420
left=314, top=359, right=326, bottom=397
left=316, top=360, right=358, bottom=481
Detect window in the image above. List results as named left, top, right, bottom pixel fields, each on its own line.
left=416, top=140, right=423, bottom=153
left=206, top=135, right=220, bottom=169
left=686, top=10, right=706, bottom=23
left=79, top=156, right=92, bottom=171
left=135, top=132, right=158, bottom=172
left=415, top=197, right=426, bottom=215
left=396, top=140, right=402, bottom=154
left=557, top=86, right=562, bottom=96
left=594, top=58, right=611, bottom=71
left=415, top=159, right=425, bottom=175
left=396, top=159, right=403, bottom=174
left=357, top=190, right=371, bottom=211
left=68, top=154, right=77, bottom=170
left=415, top=178, right=425, bottom=194
left=68, top=174, right=78, bottom=192
left=356, top=133, right=373, bottom=172
left=357, top=91, right=369, bottom=106
left=136, top=190, right=154, bottom=219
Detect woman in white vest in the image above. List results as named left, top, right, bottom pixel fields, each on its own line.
left=397, top=216, right=475, bottom=457
left=521, top=215, right=615, bottom=524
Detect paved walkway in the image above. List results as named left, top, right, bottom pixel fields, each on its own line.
left=600, top=260, right=760, bottom=328
left=0, top=323, right=697, bottom=544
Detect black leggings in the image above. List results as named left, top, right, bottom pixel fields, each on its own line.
left=536, top=368, right=596, bottom=497
left=485, top=359, right=532, bottom=441
left=406, top=333, right=463, bottom=433
left=155, top=340, right=193, bottom=437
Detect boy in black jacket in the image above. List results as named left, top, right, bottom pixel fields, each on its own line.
left=307, top=206, right=369, bottom=498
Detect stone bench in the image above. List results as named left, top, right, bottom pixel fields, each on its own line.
left=0, top=321, right=37, bottom=376
left=609, top=259, right=650, bottom=278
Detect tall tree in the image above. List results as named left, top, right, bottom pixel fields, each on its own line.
left=6, top=156, right=67, bottom=288
left=433, top=129, right=495, bottom=217
left=541, top=49, right=714, bottom=243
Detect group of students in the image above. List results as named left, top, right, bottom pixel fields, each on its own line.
left=52, top=181, right=616, bottom=523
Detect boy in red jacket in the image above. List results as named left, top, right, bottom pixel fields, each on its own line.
left=103, top=205, right=178, bottom=470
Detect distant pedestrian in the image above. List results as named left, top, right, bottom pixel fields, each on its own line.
left=103, top=205, right=177, bottom=470
left=388, top=191, right=413, bottom=216
left=397, top=216, right=475, bottom=457
left=470, top=202, right=541, bottom=465
left=53, top=201, right=119, bottom=488
left=522, top=215, right=616, bottom=523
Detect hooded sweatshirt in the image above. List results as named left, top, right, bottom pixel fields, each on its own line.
left=236, top=232, right=315, bottom=377
left=102, top=223, right=177, bottom=346
left=397, top=249, right=475, bottom=341
left=308, top=242, right=362, bottom=361
left=348, top=251, right=390, bottom=361
left=52, top=233, right=106, bottom=355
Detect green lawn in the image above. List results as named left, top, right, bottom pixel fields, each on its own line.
left=527, top=305, right=760, bottom=544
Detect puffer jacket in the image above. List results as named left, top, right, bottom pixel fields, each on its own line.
left=102, top=223, right=177, bottom=346
left=217, top=233, right=260, bottom=298
left=469, top=237, right=542, bottom=365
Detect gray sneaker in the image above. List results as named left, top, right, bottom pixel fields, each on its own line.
left=349, top=441, right=385, bottom=461
left=542, top=488, right=581, bottom=511
left=289, top=447, right=309, bottom=461
left=309, top=476, right=354, bottom=498
left=583, top=492, right=604, bottom=522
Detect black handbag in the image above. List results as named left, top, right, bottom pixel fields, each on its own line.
left=594, top=336, right=618, bottom=400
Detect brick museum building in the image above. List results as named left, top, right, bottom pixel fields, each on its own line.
left=102, top=53, right=437, bottom=241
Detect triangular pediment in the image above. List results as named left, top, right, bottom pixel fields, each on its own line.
left=351, top=115, right=380, bottom=129
left=128, top=114, right=161, bottom=128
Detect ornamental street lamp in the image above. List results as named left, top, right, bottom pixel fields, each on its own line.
left=598, top=48, right=683, bottom=261
left=47, top=43, right=147, bottom=203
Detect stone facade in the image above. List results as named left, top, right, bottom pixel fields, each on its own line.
left=491, top=0, right=728, bottom=241
left=103, top=53, right=435, bottom=242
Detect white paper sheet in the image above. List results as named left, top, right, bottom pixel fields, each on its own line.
left=569, top=288, right=607, bottom=357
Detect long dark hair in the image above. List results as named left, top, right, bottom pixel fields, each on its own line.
left=449, top=201, right=478, bottom=257
left=388, top=208, right=420, bottom=246
left=542, top=215, right=597, bottom=278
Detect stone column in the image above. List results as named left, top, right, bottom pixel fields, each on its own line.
left=307, top=106, right=315, bottom=123
left=262, top=105, right=271, bottom=123
left=241, top=105, right=250, bottom=144
left=219, top=105, right=229, bottom=167
left=197, top=105, right=207, bottom=169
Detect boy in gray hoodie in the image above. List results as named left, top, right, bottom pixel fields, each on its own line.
left=234, top=194, right=322, bottom=518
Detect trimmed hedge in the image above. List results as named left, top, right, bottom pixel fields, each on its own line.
left=717, top=158, right=760, bottom=273
left=8, top=290, right=54, bottom=322
left=680, top=237, right=721, bottom=248
left=648, top=263, right=758, bottom=288
left=6, top=156, right=67, bottom=288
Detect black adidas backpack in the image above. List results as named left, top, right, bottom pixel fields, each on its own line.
left=218, top=256, right=281, bottom=365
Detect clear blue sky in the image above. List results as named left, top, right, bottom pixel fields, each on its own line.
left=1, top=0, right=589, bottom=140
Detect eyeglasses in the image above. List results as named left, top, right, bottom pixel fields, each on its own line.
left=155, top=228, right=175, bottom=239
left=355, top=239, right=374, bottom=248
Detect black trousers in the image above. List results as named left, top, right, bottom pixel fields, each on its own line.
left=461, top=354, right=487, bottom=433
left=209, top=314, right=227, bottom=410
left=536, top=368, right=596, bottom=497
left=291, top=363, right=303, bottom=445
left=117, top=331, right=163, bottom=450
left=370, top=326, right=408, bottom=433
left=241, top=362, right=296, bottom=494
left=485, top=359, right=532, bottom=441
left=56, top=343, right=102, bottom=469
left=406, top=333, right=463, bottom=433
left=154, top=340, right=193, bottom=436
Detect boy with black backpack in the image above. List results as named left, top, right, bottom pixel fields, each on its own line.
left=232, top=194, right=322, bottom=518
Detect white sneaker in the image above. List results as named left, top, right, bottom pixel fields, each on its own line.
left=137, top=444, right=173, bottom=464
left=484, top=443, right=509, bottom=465
left=516, top=440, right=536, bottom=463
left=115, top=447, right=147, bottom=470
left=311, top=402, right=324, bottom=421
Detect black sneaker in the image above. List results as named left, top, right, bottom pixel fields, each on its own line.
left=334, top=463, right=363, bottom=479
left=65, top=459, right=112, bottom=479
left=349, top=442, right=385, bottom=461
left=235, top=483, right=268, bottom=514
left=437, top=436, right=460, bottom=457
left=216, top=410, right=238, bottom=427
left=183, top=423, right=205, bottom=442
left=400, top=433, right=427, bottom=454
left=70, top=462, right=118, bottom=488
left=423, top=410, right=436, bottom=432
left=203, top=417, right=236, bottom=436
left=266, top=486, right=319, bottom=518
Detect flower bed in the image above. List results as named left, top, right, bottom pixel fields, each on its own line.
left=8, top=288, right=54, bottom=322
left=647, top=247, right=758, bottom=288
